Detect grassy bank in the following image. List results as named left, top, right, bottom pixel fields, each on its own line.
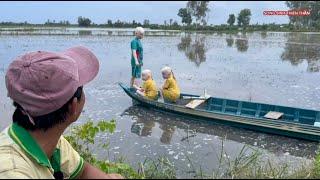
left=65, top=120, right=320, bottom=179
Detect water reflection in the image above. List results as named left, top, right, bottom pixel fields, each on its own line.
left=281, top=33, right=320, bottom=72
left=235, top=39, right=249, bottom=52
left=159, top=124, right=175, bottom=144
left=130, top=108, right=176, bottom=144
left=235, top=33, right=249, bottom=52
left=123, top=105, right=318, bottom=158
left=260, top=32, right=267, bottom=39
left=226, top=33, right=249, bottom=52
left=225, top=35, right=234, bottom=47
left=131, top=118, right=155, bottom=137
left=177, top=35, right=207, bottom=67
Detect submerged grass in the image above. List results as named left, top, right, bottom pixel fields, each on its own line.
left=66, top=120, right=320, bottom=179
left=185, top=140, right=318, bottom=179
left=65, top=119, right=176, bottom=179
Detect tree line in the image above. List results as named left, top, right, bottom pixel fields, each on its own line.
left=0, top=1, right=319, bottom=31
left=177, top=2, right=252, bottom=30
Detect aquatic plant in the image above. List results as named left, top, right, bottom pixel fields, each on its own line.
left=65, top=119, right=320, bottom=179
left=65, top=119, right=142, bottom=178
left=138, top=156, right=176, bottom=179
left=186, top=140, right=317, bottom=179
left=65, top=120, right=176, bottom=179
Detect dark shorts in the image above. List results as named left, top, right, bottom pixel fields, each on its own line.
left=131, top=65, right=141, bottom=78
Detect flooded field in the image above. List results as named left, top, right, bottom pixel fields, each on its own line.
left=0, top=30, right=320, bottom=177
left=0, top=27, right=181, bottom=36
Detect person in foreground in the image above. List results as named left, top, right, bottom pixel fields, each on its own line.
left=134, top=69, right=158, bottom=100
left=161, top=66, right=181, bottom=103
left=130, top=27, right=144, bottom=87
left=0, top=46, right=123, bottom=179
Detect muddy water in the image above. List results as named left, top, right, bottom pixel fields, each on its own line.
left=0, top=31, right=320, bottom=177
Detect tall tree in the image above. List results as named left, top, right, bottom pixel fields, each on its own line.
left=107, top=19, right=112, bottom=26
left=227, top=14, right=235, bottom=26
left=169, top=19, right=173, bottom=26
left=178, top=8, right=192, bottom=26
left=286, top=1, right=320, bottom=29
left=78, top=16, right=91, bottom=27
left=187, top=1, right=210, bottom=27
left=237, top=9, right=251, bottom=27
left=143, top=19, right=150, bottom=26
left=172, top=21, right=179, bottom=28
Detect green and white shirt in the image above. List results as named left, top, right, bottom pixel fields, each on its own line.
left=0, top=123, right=84, bottom=179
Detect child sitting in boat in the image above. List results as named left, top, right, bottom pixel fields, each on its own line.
left=134, top=69, right=159, bottom=100
left=161, top=66, right=181, bottom=103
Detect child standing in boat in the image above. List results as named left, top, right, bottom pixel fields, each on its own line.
left=161, top=66, right=181, bottom=103
left=134, top=69, right=159, bottom=100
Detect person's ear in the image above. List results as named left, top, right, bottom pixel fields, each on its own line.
left=68, top=97, right=78, bottom=117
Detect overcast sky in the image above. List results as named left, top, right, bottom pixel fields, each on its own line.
left=0, top=1, right=290, bottom=25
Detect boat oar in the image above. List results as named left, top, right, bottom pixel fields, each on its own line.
left=182, top=96, right=208, bottom=100
left=183, top=89, right=211, bottom=100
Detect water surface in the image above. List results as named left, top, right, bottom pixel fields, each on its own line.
left=0, top=31, right=319, bottom=177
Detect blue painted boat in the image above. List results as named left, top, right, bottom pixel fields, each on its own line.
left=119, top=83, right=320, bottom=142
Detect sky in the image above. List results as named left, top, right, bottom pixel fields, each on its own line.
left=0, top=1, right=290, bottom=25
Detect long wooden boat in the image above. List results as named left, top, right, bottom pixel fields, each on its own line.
left=119, top=83, right=320, bottom=142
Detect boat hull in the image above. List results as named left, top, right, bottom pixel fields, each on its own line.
left=119, top=83, right=320, bottom=142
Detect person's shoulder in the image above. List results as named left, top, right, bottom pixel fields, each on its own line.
left=168, top=77, right=175, bottom=83
left=172, top=78, right=178, bottom=83
left=57, top=135, right=71, bottom=147
left=0, top=127, right=15, bottom=146
left=0, top=141, right=35, bottom=178
left=57, top=135, right=80, bottom=156
left=151, top=79, right=157, bottom=86
left=0, top=146, right=15, bottom=173
left=0, top=127, right=28, bottom=162
left=0, top=151, right=32, bottom=172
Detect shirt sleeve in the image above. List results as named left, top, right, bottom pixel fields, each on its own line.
left=131, top=40, right=138, bottom=50
left=58, top=136, right=85, bottom=179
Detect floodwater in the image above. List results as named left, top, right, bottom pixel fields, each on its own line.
left=0, top=29, right=320, bottom=177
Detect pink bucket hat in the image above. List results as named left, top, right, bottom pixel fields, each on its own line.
left=5, top=46, right=99, bottom=117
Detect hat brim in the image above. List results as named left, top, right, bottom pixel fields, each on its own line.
left=61, top=46, right=100, bottom=86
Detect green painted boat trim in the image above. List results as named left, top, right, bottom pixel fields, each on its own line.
left=119, top=83, right=320, bottom=142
